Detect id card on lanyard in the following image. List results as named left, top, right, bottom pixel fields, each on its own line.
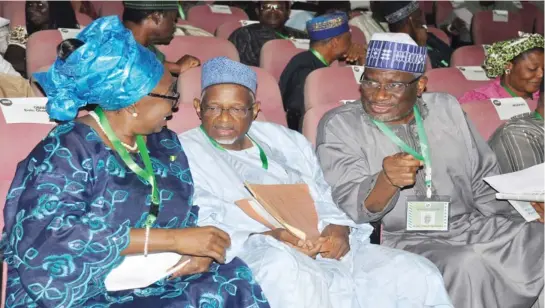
left=95, top=107, right=160, bottom=228
left=372, top=105, right=450, bottom=231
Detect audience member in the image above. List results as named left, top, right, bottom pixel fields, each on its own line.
left=489, top=79, right=544, bottom=174
left=71, top=0, right=99, bottom=20
left=179, top=56, right=453, bottom=308
left=379, top=1, right=452, bottom=68
left=123, top=1, right=201, bottom=75
left=316, top=32, right=544, bottom=308
left=228, top=1, right=308, bottom=67
left=279, top=12, right=366, bottom=130
left=5, top=1, right=80, bottom=77
left=459, top=32, right=544, bottom=103
left=348, top=1, right=388, bottom=42
left=439, top=1, right=520, bottom=47
left=3, top=16, right=268, bottom=307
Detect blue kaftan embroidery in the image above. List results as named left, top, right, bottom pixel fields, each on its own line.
left=1, top=122, right=269, bottom=308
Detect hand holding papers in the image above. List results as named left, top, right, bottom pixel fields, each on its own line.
left=236, top=183, right=320, bottom=241
left=484, top=163, right=545, bottom=222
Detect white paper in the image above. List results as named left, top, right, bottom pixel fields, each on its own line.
left=484, top=163, right=544, bottom=222
left=209, top=4, right=232, bottom=14
left=456, top=66, right=490, bottom=81
left=340, top=100, right=356, bottom=105
left=496, top=192, right=544, bottom=202
left=248, top=199, right=283, bottom=229
left=105, top=252, right=190, bottom=291
left=239, top=20, right=259, bottom=27
left=0, top=98, right=54, bottom=124
left=291, top=38, right=310, bottom=50
left=350, top=65, right=365, bottom=84
left=489, top=97, right=531, bottom=120
left=58, top=28, right=82, bottom=40
left=493, top=10, right=509, bottom=22
left=453, top=7, right=473, bottom=26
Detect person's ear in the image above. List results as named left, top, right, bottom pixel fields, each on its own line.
left=505, top=62, right=514, bottom=75
left=416, top=75, right=427, bottom=97
left=150, top=12, right=163, bottom=25
left=193, top=98, right=202, bottom=119
left=252, top=101, right=261, bottom=120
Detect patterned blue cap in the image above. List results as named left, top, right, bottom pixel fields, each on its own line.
left=365, top=33, right=427, bottom=74
left=306, top=12, right=350, bottom=41
left=34, top=16, right=164, bottom=121
left=201, top=57, right=257, bottom=94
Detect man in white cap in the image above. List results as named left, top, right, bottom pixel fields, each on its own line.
left=180, top=56, right=453, bottom=308
left=316, top=32, right=544, bottom=308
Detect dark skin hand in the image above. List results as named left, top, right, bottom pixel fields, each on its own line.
left=531, top=202, right=544, bottom=223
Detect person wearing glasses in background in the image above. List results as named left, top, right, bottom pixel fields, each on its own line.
left=316, top=32, right=544, bottom=308
left=228, top=1, right=308, bottom=67
left=179, top=56, right=453, bottom=308
left=1, top=17, right=268, bottom=307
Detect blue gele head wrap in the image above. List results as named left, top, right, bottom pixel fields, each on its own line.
left=34, top=16, right=165, bottom=121
left=201, top=57, right=257, bottom=94
left=306, top=12, right=350, bottom=41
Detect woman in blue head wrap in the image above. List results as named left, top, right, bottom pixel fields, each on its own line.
left=1, top=16, right=269, bottom=308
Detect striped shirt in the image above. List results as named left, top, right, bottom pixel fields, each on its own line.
left=488, top=112, right=544, bottom=174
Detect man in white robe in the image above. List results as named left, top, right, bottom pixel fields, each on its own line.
left=178, top=56, right=453, bottom=308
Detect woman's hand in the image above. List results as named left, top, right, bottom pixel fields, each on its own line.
left=174, top=226, right=231, bottom=263
left=169, top=255, right=214, bottom=279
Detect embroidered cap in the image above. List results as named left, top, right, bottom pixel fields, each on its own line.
left=34, top=16, right=164, bottom=121
left=365, top=32, right=427, bottom=74
left=306, top=12, right=350, bottom=41
left=123, top=1, right=178, bottom=11
left=383, top=1, right=420, bottom=24
left=201, top=57, right=257, bottom=94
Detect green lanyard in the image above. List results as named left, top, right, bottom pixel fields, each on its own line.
left=178, top=3, right=186, bottom=20
left=95, top=107, right=160, bottom=227
left=310, top=48, right=329, bottom=66
left=501, top=81, right=519, bottom=98
left=275, top=31, right=289, bottom=39
left=199, top=125, right=268, bottom=170
left=534, top=111, right=544, bottom=120
left=372, top=105, right=433, bottom=198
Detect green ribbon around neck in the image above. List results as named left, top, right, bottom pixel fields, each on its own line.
left=310, top=48, right=329, bottom=66
left=371, top=105, right=433, bottom=198
left=178, top=3, right=186, bottom=20
left=534, top=111, right=544, bottom=121
left=199, top=125, right=268, bottom=170
left=95, top=107, right=160, bottom=227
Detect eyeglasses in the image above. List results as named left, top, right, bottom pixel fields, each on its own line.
left=148, top=92, right=180, bottom=109
left=360, top=76, right=421, bottom=94
left=260, top=3, right=283, bottom=11
left=202, top=105, right=254, bottom=118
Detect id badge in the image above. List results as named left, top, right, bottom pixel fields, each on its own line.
left=406, top=195, right=450, bottom=231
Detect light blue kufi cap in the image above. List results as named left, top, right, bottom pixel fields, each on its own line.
left=365, top=32, right=427, bottom=74
left=34, top=16, right=164, bottom=121
left=201, top=57, right=257, bottom=94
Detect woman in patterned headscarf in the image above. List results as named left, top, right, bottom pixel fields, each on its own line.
left=1, top=16, right=269, bottom=308
left=459, top=32, right=544, bottom=103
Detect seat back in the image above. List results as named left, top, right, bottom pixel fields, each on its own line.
left=215, top=20, right=244, bottom=39
left=157, top=36, right=239, bottom=63
left=178, top=66, right=286, bottom=126
left=450, top=45, right=486, bottom=67
left=462, top=98, right=538, bottom=140
left=434, top=1, right=453, bottom=26
left=75, top=12, right=94, bottom=26
left=25, top=30, right=63, bottom=83
left=520, top=2, right=539, bottom=33
left=2, top=1, right=26, bottom=30
left=425, top=67, right=490, bottom=98
left=349, top=25, right=366, bottom=45
left=536, top=11, right=544, bottom=35
left=427, top=26, right=450, bottom=45
left=471, top=10, right=523, bottom=45
left=92, top=1, right=124, bottom=18
left=302, top=102, right=343, bottom=147
left=260, top=39, right=306, bottom=81
left=304, top=66, right=361, bottom=112
left=187, top=5, right=248, bottom=34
